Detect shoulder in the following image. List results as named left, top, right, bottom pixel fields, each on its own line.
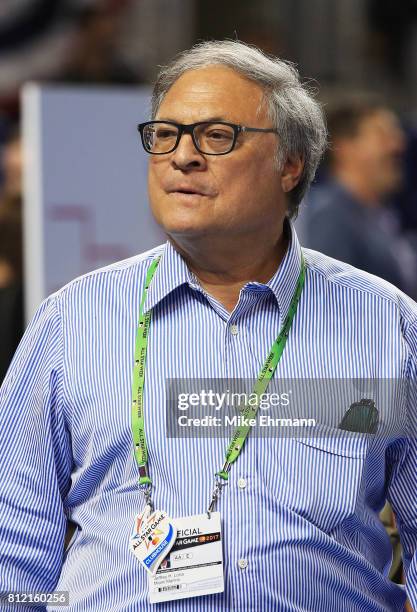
left=44, top=244, right=166, bottom=318
left=303, top=246, right=417, bottom=330
left=51, top=244, right=165, bottom=297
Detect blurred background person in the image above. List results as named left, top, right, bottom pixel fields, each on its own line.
left=0, top=126, right=23, bottom=383
left=0, top=0, right=142, bottom=120
left=299, top=97, right=417, bottom=298
left=57, top=2, right=141, bottom=86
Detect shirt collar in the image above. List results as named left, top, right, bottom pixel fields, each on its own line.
left=142, top=240, right=193, bottom=314
left=142, top=220, right=304, bottom=323
left=263, top=219, right=304, bottom=325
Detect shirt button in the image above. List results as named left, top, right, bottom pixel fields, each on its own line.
left=237, top=478, right=247, bottom=489
left=238, top=558, right=248, bottom=569
left=230, top=324, right=239, bottom=335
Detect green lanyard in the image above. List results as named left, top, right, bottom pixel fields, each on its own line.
left=131, top=253, right=306, bottom=508
left=131, top=256, right=161, bottom=488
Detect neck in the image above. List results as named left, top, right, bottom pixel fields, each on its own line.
left=169, top=224, right=289, bottom=312
left=335, top=169, right=381, bottom=208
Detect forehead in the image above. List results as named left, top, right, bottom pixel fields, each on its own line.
left=358, top=109, right=401, bottom=135
left=156, top=65, right=268, bottom=124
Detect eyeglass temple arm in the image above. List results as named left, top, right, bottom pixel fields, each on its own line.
left=240, top=126, right=279, bottom=134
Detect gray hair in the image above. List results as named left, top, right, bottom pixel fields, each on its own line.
left=151, top=40, right=327, bottom=219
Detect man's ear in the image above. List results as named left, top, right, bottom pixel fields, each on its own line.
left=280, top=156, right=304, bottom=193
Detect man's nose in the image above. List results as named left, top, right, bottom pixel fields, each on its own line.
left=171, top=132, right=205, bottom=171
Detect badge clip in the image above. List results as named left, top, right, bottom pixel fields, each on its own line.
left=207, top=461, right=230, bottom=518
left=138, top=467, right=154, bottom=513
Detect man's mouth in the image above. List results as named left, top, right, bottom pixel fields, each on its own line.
left=175, top=189, right=201, bottom=195
left=168, top=187, right=208, bottom=197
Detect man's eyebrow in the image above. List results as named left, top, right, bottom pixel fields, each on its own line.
left=155, top=116, right=232, bottom=124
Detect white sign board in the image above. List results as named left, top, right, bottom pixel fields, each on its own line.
left=22, top=84, right=165, bottom=320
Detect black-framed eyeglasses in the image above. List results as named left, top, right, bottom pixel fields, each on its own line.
left=137, top=120, right=278, bottom=156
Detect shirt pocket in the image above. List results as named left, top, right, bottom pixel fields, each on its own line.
left=262, top=424, right=373, bottom=533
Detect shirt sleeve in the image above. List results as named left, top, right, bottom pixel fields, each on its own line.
left=386, top=319, right=417, bottom=608
left=0, top=295, right=72, bottom=596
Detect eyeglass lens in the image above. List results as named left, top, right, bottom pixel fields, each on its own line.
left=142, top=122, right=236, bottom=154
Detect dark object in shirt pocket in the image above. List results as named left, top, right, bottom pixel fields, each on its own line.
left=338, top=399, right=379, bottom=434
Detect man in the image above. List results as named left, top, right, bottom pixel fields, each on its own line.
left=0, top=40, right=416, bottom=610
left=300, top=98, right=417, bottom=297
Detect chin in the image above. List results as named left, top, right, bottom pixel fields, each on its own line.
left=163, top=223, right=213, bottom=239
left=152, top=209, right=213, bottom=237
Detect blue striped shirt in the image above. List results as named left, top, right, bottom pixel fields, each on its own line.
left=1, top=222, right=417, bottom=611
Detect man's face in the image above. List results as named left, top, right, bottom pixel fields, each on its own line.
left=147, top=66, right=292, bottom=241
left=343, top=109, right=405, bottom=197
